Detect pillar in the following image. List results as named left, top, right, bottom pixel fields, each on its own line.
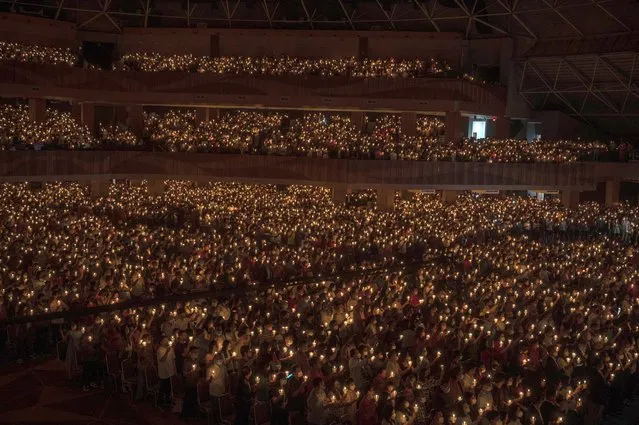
left=351, top=111, right=365, bottom=132
left=605, top=179, right=620, bottom=206
left=441, top=190, right=458, bottom=204
left=495, top=116, right=510, bottom=139
left=148, top=180, right=165, bottom=196
left=401, top=112, right=417, bottom=137
left=196, top=107, right=209, bottom=123
left=115, top=105, right=128, bottom=126
left=127, top=105, right=144, bottom=139
left=89, top=180, right=109, bottom=199
left=401, top=190, right=413, bottom=201
left=561, top=190, right=579, bottom=209
left=358, top=36, right=368, bottom=59
left=332, top=185, right=352, bottom=203
left=445, top=111, right=462, bottom=141
left=28, top=98, right=46, bottom=123
left=196, top=107, right=219, bottom=122
left=376, top=189, right=395, bottom=210
left=80, top=102, right=96, bottom=136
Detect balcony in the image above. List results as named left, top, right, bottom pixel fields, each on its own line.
left=0, top=62, right=507, bottom=115
left=2, top=150, right=632, bottom=191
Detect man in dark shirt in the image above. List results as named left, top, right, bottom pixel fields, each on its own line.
left=235, top=366, right=253, bottom=425
left=181, top=347, right=200, bottom=420
left=287, top=366, right=307, bottom=413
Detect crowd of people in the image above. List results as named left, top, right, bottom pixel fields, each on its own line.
left=113, top=52, right=452, bottom=78
left=0, top=41, right=77, bottom=67
left=1, top=182, right=639, bottom=425
left=0, top=104, right=615, bottom=162
left=0, top=105, right=95, bottom=149
left=0, top=40, right=453, bottom=79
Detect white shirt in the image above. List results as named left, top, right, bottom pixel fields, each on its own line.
left=349, top=357, right=366, bottom=388
left=307, top=387, right=327, bottom=425
left=157, top=346, right=176, bottom=379
left=208, top=363, right=228, bottom=396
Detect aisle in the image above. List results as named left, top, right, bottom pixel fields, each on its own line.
left=0, top=359, right=185, bottom=425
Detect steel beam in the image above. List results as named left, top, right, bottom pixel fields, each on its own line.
left=299, top=0, right=315, bottom=29
left=337, top=0, right=355, bottom=30
left=413, top=0, right=439, bottom=31
left=375, top=0, right=396, bottom=30
left=540, top=0, right=584, bottom=37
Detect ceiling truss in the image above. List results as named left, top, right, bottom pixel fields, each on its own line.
left=1, top=0, right=634, bottom=40
left=517, top=52, right=639, bottom=135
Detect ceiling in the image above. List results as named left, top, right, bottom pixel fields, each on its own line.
left=516, top=50, right=639, bottom=137
left=0, top=0, right=636, bottom=40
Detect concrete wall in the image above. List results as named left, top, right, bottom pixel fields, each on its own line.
left=534, top=110, right=606, bottom=140
left=218, top=31, right=359, bottom=58
left=120, top=28, right=212, bottom=56
left=0, top=62, right=507, bottom=116
left=0, top=151, right=604, bottom=191
left=0, top=13, right=77, bottom=48
left=366, top=32, right=462, bottom=67
left=86, top=27, right=463, bottom=67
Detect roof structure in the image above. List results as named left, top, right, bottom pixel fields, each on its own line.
left=0, top=0, right=635, bottom=40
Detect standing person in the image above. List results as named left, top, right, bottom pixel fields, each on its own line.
left=307, top=378, right=327, bottom=425
left=80, top=333, right=100, bottom=391
left=271, top=374, right=289, bottom=425
left=182, top=347, right=200, bottom=420
left=235, top=366, right=253, bottom=425
left=622, top=217, right=631, bottom=242
left=208, top=353, right=229, bottom=420
left=62, top=323, right=83, bottom=379
left=157, top=337, right=176, bottom=407
left=287, top=366, right=307, bottom=414
left=358, top=387, right=379, bottom=425
left=136, top=339, right=154, bottom=401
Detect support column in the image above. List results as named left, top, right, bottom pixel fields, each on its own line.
left=89, top=180, right=109, bottom=199
left=80, top=102, right=96, bottom=136
left=196, top=107, right=209, bottom=123
left=350, top=111, right=365, bottom=132
left=332, top=185, right=352, bottom=203
left=196, top=107, right=220, bottom=123
left=441, top=190, right=458, bottom=204
left=358, top=36, right=368, bottom=59
left=445, top=111, right=462, bottom=141
left=148, top=180, right=165, bottom=196
left=401, top=112, right=417, bottom=137
left=28, top=98, right=46, bottom=123
left=376, top=189, right=395, bottom=210
left=495, top=116, right=510, bottom=139
left=561, top=190, right=579, bottom=209
left=605, top=179, right=620, bottom=206
left=127, top=105, right=144, bottom=139
left=401, top=190, right=413, bottom=201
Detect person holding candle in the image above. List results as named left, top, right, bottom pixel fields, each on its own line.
left=270, top=373, right=289, bottom=425
left=358, top=387, right=380, bottom=425
left=235, top=366, right=253, bottom=425
left=79, top=332, right=100, bottom=392
left=307, top=378, right=328, bottom=425
left=181, top=347, right=200, bottom=419
left=157, top=336, right=176, bottom=407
